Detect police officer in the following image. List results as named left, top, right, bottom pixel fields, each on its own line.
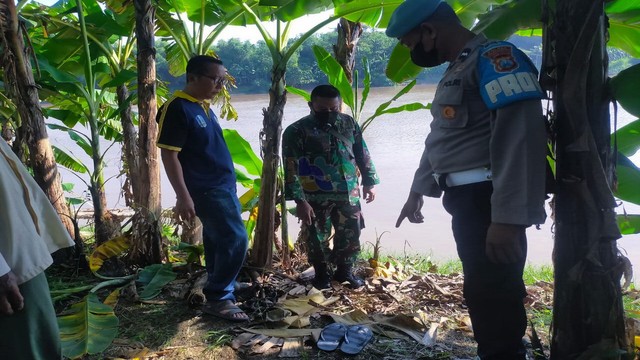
left=388, top=1, right=547, bottom=359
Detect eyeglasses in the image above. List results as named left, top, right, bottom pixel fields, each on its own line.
left=198, top=73, right=228, bottom=86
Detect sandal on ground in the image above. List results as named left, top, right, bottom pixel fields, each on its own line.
left=340, top=325, right=373, bottom=355
left=317, top=323, right=348, bottom=351
left=202, top=300, right=250, bottom=322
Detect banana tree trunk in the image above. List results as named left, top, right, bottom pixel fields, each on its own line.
left=89, top=176, right=117, bottom=245
left=128, top=0, right=162, bottom=265
left=549, top=0, right=627, bottom=357
left=0, top=0, right=74, bottom=237
left=252, top=64, right=287, bottom=268
left=333, top=18, right=362, bottom=84
left=117, top=84, right=138, bottom=207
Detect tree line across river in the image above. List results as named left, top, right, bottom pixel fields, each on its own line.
left=156, top=30, right=637, bottom=94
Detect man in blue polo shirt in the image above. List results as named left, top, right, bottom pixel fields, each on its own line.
left=157, top=55, right=249, bottom=322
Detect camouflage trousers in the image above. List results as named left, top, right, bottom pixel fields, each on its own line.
left=305, top=201, right=364, bottom=266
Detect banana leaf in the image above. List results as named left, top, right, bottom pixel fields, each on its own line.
left=136, top=264, right=177, bottom=300
left=223, top=129, right=263, bottom=177
left=285, top=86, right=311, bottom=101
left=335, top=0, right=403, bottom=29
left=312, top=45, right=355, bottom=110
left=473, top=0, right=544, bottom=40
left=606, top=0, right=640, bottom=58
left=615, top=153, right=640, bottom=206
left=52, top=146, right=90, bottom=174
left=610, top=63, right=640, bottom=118
left=385, top=43, right=422, bottom=83
left=612, top=119, right=640, bottom=158
left=88, top=234, right=132, bottom=272
left=617, top=214, right=640, bottom=235
left=58, top=293, right=119, bottom=359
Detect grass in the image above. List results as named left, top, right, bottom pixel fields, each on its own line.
left=359, top=248, right=554, bottom=284
left=204, top=330, right=233, bottom=349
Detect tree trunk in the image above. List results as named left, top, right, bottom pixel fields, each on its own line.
left=128, top=0, right=162, bottom=265
left=0, top=0, right=74, bottom=237
left=117, top=84, right=138, bottom=207
left=333, top=18, right=362, bottom=84
left=549, top=0, right=627, bottom=357
left=251, top=63, right=287, bottom=269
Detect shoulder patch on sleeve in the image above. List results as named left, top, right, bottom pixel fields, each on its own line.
left=477, top=41, right=544, bottom=110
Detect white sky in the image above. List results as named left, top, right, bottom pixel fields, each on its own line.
left=217, top=13, right=337, bottom=43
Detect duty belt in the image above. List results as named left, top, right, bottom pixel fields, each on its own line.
left=433, top=167, right=492, bottom=189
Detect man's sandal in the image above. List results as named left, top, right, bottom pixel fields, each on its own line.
left=202, top=300, right=250, bottom=322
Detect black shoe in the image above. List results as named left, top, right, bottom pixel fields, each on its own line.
left=334, top=264, right=364, bottom=288
left=312, top=263, right=331, bottom=289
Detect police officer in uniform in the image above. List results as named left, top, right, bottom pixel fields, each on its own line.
left=388, top=1, right=547, bottom=359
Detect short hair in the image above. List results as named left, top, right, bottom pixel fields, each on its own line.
left=186, top=55, right=223, bottom=77
left=310, top=85, right=341, bottom=101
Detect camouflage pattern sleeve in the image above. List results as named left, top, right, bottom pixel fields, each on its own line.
left=282, top=124, right=306, bottom=201
left=352, top=120, right=380, bottom=187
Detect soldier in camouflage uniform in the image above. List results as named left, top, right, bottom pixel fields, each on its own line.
left=282, top=85, right=380, bottom=289
left=388, top=0, right=546, bottom=359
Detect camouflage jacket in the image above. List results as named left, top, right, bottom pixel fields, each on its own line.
left=282, top=113, right=380, bottom=205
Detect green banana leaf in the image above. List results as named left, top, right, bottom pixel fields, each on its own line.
left=285, top=86, right=311, bottom=101
left=335, top=0, right=403, bottom=29
left=223, top=129, right=263, bottom=177
left=615, top=153, right=640, bottom=205
left=612, top=119, right=640, bottom=158
left=263, top=0, right=335, bottom=22
left=312, top=45, right=355, bottom=110
left=101, top=69, right=137, bottom=89
left=472, top=0, right=544, bottom=40
left=617, top=214, right=640, bottom=235
left=610, top=63, right=640, bottom=118
left=48, top=124, right=95, bottom=158
left=136, top=264, right=177, bottom=300
left=606, top=0, right=640, bottom=58
left=45, top=109, right=83, bottom=128
left=385, top=43, right=423, bottom=83
left=361, top=80, right=430, bottom=131
left=58, top=293, right=119, bottom=359
left=52, top=146, right=90, bottom=174
left=360, top=57, right=372, bottom=118
left=175, top=242, right=205, bottom=264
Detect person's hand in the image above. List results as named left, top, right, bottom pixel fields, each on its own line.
left=485, top=223, right=526, bottom=264
left=295, top=200, right=315, bottom=225
left=175, top=195, right=196, bottom=222
left=362, top=186, right=376, bottom=203
left=0, top=272, right=24, bottom=316
left=395, top=191, right=424, bottom=227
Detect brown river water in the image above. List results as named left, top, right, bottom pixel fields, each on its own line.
left=48, top=85, right=640, bottom=272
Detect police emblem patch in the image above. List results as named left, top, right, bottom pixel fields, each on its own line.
left=442, top=106, right=456, bottom=119
left=482, top=45, right=519, bottom=73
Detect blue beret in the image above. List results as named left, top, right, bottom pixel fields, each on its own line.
left=386, top=0, right=444, bottom=38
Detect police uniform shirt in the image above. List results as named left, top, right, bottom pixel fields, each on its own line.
left=411, top=34, right=547, bottom=226
left=157, top=90, right=236, bottom=195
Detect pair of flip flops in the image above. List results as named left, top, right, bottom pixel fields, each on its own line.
left=202, top=300, right=250, bottom=322
left=316, top=323, right=373, bottom=355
